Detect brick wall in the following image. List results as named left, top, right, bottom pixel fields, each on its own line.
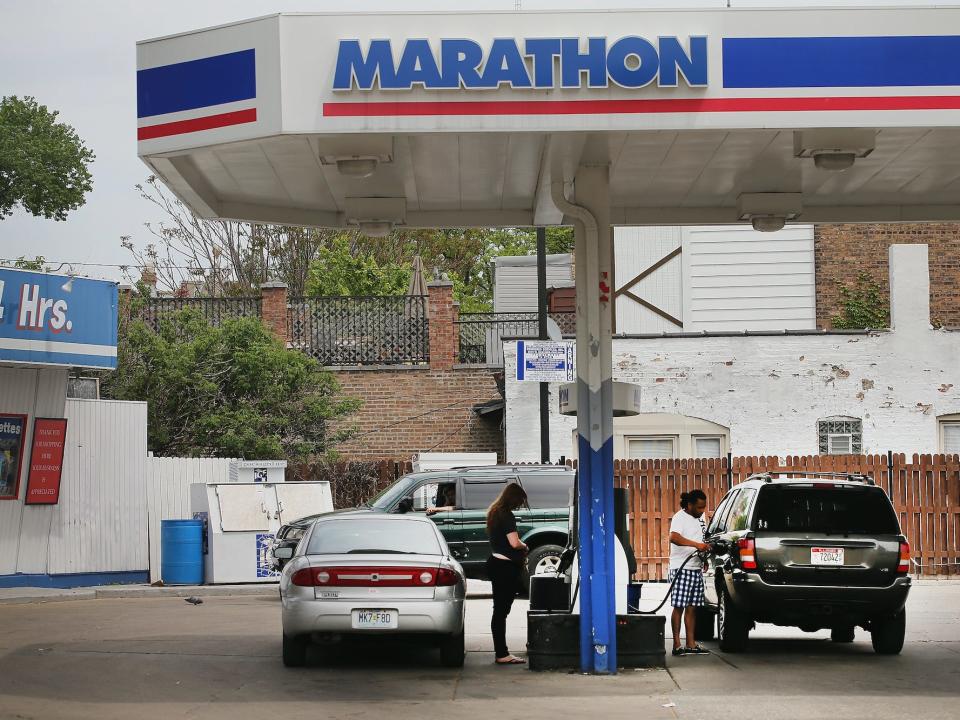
left=427, top=281, right=457, bottom=370
left=331, top=367, right=504, bottom=460
left=260, top=282, right=289, bottom=340
left=816, top=224, right=960, bottom=328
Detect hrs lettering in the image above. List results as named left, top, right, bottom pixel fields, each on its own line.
left=17, top=284, right=73, bottom=333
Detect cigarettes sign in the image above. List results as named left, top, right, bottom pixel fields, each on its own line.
left=25, top=418, right=68, bottom=505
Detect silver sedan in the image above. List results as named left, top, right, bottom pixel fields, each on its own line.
left=277, top=512, right=466, bottom=667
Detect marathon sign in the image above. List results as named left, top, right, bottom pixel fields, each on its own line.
left=333, top=36, right=708, bottom=91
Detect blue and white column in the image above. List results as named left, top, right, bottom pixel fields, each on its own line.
left=571, top=165, right=617, bottom=674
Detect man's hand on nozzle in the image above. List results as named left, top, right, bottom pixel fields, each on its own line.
left=696, top=542, right=711, bottom=553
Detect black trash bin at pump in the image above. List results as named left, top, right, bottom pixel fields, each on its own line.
left=527, top=613, right=666, bottom=671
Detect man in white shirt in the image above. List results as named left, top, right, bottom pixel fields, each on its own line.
left=669, top=489, right=710, bottom=656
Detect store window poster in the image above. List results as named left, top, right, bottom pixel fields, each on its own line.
left=0, top=414, right=27, bottom=500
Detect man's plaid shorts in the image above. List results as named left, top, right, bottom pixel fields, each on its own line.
left=669, top=568, right=705, bottom=608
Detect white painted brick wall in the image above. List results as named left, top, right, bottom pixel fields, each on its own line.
left=505, top=245, right=960, bottom=461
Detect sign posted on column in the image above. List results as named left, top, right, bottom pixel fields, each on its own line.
left=516, top=340, right=576, bottom=382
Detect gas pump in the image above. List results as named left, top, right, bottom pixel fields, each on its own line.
left=526, top=475, right=666, bottom=670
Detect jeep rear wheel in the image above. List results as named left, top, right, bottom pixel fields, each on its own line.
left=695, top=607, right=716, bottom=642
left=831, top=625, right=855, bottom=643
left=717, top=589, right=749, bottom=653
left=871, top=609, right=906, bottom=655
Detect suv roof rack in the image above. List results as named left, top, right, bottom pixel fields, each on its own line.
left=746, top=471, right=876, bottom=485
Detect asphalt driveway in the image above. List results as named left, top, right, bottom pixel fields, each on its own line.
left=0, top=579, right=957, bottom=720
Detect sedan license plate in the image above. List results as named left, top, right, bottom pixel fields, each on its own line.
left=811, top=547, right=845, bottom=566
left=352, top=609, right=398, bottom=630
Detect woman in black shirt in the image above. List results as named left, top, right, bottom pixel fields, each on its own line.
left=485, top=482, right=529, bottom=665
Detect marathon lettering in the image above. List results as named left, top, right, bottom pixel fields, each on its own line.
left=333, top=36, right=707, bottom=91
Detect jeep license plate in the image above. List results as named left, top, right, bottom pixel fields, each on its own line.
left=352, top=609, right=397, bottom=630
left=811, top=547, right=845, bottom=566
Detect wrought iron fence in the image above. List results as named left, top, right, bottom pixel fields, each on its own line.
left=456, top=311, right=576, bottom=366
left=139, top=296, right=262, bottom=332
left=288, top=296, right=429, bottom=366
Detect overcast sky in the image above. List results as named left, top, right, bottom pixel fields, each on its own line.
left=0, top=1, right=952, bottom=281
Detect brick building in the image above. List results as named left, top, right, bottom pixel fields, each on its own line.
left=815, top=224, right=960, bottom=329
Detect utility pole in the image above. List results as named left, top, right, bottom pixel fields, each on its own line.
left=537, top=226, right=550, bottom=463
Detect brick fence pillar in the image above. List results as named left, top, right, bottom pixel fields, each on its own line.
left=260, top=281, right=289, bottom=343
left=427, top=280, right=456, bottom=370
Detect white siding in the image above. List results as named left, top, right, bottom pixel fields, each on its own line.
left=0, top=366, right=67, bottom=575
left=493, top=255, right=573, bottom=313
left=614, top=226, right=683, bottom=334
left=681, top=225, right=816, bottom=331
left=44, top=399, right=149, bottom=575
left=145, top=456, right=235, bottom=582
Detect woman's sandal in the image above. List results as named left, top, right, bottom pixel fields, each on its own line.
left=495, top=655, right=527, bottom=665
left=685, top=644, right=710, bottom=655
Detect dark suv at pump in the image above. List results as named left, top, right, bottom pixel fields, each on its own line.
left=701, top=473, right=911, bottom=654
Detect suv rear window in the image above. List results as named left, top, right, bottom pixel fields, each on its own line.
left=520, top=474, right=574, bottom=509
left=753, top=484, right=900, bottom=535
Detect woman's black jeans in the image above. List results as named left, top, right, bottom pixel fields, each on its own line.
left=486, top=556, right=521, bottom=659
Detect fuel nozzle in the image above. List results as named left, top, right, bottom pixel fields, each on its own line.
left=709, top=539, right=732, bottom=556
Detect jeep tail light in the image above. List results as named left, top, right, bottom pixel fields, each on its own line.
left=737, top=537, right=757, bottom=571
left=898, top=541, right=911, bottom=574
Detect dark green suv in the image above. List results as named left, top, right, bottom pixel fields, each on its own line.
left=365, top=465, right=574, bottom=588
left=701, top=472, right=912, bottom=654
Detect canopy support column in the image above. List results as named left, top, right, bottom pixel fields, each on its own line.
left=569, top=165, right=616, bottom=674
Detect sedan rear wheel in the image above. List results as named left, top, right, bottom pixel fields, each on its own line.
left=439, top=628, right=466, bottom=667
left=282, top=633, right=309, bottom=667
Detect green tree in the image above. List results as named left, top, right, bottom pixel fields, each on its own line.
left=305, top=233, right=411, bottom=296
left=102, top=310, right=360, bottom=461
left=0, top=96, right=95, bottom=221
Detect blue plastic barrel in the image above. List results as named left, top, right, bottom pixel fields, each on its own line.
left=161, top=519, right=204, bottom=585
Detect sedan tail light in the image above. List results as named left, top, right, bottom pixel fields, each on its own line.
left=897, top=540, right=911, bottom=574
left=291, top=566, right=460, bottom=587
left=737, top=537, right=758, bottom=571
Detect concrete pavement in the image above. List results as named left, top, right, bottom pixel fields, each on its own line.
left=0, top=580, right=957, bottom=719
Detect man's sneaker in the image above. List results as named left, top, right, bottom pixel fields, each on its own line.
left=685, top=645, right=710, bottom=655
left=671, top=647, right=687, bottom=657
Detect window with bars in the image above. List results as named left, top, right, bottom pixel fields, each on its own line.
left=818, top=418, right=863, bottom=455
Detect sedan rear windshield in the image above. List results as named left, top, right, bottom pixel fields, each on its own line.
left=753, top=485, right=900, bottom=535
left=306, top=519, right=442, bottom=556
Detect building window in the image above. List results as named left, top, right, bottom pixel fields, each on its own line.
left=627, top=436, right=676, bottom=460
left=694, top=436, right=723, bottom=458
left=939, top=415, right=960, bottom=454
left=818, top=418, right=862, bottom=455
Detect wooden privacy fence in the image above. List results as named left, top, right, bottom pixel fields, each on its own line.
left=613, top=454, right=960, bottom=581
left=283, top=454, right=958, bottom=581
